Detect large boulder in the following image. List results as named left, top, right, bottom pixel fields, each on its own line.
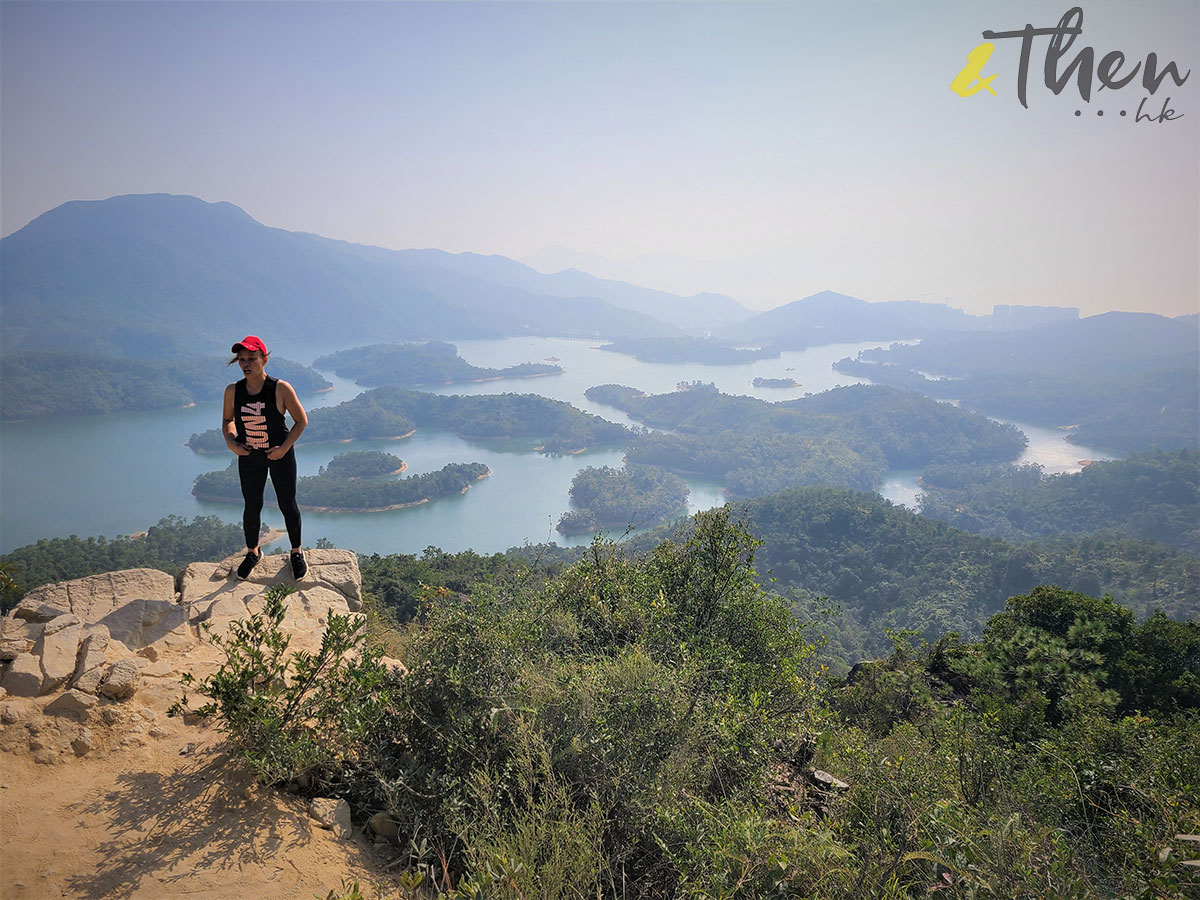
left=1, top=653, right=45, bottom=697
left=99, top=598, right=192, bottom=652
left=0, top=550, right=364, bottom=712
left=35, top=614, right=84, bottom=692
left=16, top=569, right=176, bottom=623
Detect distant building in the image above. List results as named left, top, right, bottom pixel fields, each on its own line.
left=991, top=305, right=1080, bottom=330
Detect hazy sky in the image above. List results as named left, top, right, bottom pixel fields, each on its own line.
left=2, top=1, right=1197, bottom=316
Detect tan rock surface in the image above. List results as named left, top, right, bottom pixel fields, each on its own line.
left=17, top=568, right=177, bottom=623
left=0, top=551, right=400, bottom=898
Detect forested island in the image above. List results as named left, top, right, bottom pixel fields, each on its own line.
left=192, top=458, right=490, bottom=511
left=752, top=376, right=799, bottom=388
left=585, top=382, right=1026, bottom=496
left=313, top=341, right=562, bottom=387
left=599, top=336, right=779, bottom=364
left=188, top=387, right=632, bottom=454
left=835, top=313, right=1199, bottom=451
left=319, top=450, right=406, bottom=478
left=0, top=352, right=330, bottom=419
left=557, top=465, right=689, bottom=534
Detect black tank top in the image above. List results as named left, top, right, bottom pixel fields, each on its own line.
left=233, top=376, right=289, bottom=450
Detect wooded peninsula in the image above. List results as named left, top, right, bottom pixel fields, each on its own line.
left=188, top=387, right=633, bottom=454
left=313, top=341, right=562, bottom=387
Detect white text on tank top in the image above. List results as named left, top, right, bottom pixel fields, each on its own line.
left=242, top=400, right=270, bottom=449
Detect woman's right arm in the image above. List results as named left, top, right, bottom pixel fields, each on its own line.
left=223, top=384, right=250, bottom=456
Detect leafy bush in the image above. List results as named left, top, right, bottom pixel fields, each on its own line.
left=172, top=584, right=399, bottom=794
left=188, top=515, right=1199, bottom=899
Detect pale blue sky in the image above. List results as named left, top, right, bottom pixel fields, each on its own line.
left=2, top=1, right=1196, bottom=315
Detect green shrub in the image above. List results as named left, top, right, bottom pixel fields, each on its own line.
left=172, top=584, right=399, bottom=796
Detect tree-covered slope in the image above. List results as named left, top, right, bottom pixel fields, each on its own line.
left=0, top=352, right=329, bottom=419
left=183, top=509, right=1199, bottom=900
left=738, top=486, right=1197, bottom=661
left=919, top=450, right=1200, bottom=553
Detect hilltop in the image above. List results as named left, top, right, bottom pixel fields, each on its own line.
left=0, top=551, right=402, bottom=898
left=2, top=514, right=1197, bottom=898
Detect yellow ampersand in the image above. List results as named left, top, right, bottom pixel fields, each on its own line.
left=950, top=42, right=998, bottom=97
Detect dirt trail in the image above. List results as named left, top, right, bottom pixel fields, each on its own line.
left=0, top=721, right=398, bottom=900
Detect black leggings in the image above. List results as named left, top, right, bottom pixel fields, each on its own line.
left=238, top=449, right=302, bottom=550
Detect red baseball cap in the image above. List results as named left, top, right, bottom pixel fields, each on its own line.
left=231, top=335, right=268, bottom=355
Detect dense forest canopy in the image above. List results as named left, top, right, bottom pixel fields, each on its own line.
left=188, top=387, right=633, bottom=454
left=0, top=352, right=330, bottom=419
left=183, top=510, right=1198, bottom=900
left=586, top=382, right=1026, bottom=497
left=557, top=465, right=689, bottom=535
left=313, top=341, right=562, bottom=387
left=738, top=486, right=1198, bottom=662
left=918, top=449, right=1200, bottom=553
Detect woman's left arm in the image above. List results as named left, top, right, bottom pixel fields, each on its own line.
left=268, top=380, right=308, bottom=459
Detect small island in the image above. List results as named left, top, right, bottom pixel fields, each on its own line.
left=320, top=450, right=406, bottom=478
left=752, top=376, right=799, bottom=389
left=193, top=455, right=490, bottom=512
left=557, top=464, right=689, bottom=535
left=314, top=341, right=562, bottom=387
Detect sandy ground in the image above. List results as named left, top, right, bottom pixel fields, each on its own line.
left=0, top=713, right=401, bottom=900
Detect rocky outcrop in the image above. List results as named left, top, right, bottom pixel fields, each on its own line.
left=0, top=549, right=364, bottom=764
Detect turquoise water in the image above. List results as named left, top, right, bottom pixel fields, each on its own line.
left=0, top=337, right=1116, bottom=554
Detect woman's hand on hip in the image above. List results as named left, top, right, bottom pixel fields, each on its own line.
left=266, top=446, right=288, bottom=460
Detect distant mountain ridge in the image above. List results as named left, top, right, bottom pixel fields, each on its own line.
left=0, top=194, right=703, bottom=357
left=727, top=289, right=988, bottom=347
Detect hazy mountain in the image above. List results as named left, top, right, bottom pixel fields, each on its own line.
left=320, top=243, right=749, bottom=332
left=0, top=194, right=681, bottom=358
left=520, top=245, right=751, bottom=329
left=857, top=310, right=1200, bottom=378
left=724, top=289, right=986, bottom=347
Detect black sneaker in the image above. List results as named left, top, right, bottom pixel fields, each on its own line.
left=236, top=550, right=261, bottom=579
left=291, top=550, right=308, bottom=581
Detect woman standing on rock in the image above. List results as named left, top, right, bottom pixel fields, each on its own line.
left=223, top=336, right=309, bottom=580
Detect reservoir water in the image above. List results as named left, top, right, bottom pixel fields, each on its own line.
left=0, top=337, right=1117, bottom=555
